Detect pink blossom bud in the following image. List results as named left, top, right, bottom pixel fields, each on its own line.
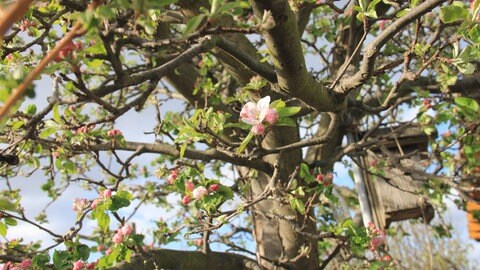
left=264, top=108, right=278, bottom=125
left=168, top=170, right=178, bottom=184
left=209, top=184, right=219, bottom=192
left=76, top=126, right=89, bottom=134
left=51, top=151, right=60, bottom=158
left=19, top=259, right=31, bottom=268
left=102, top=189, right=112, bottom=198
left=182, top=195, right=191, bottom=205
left=378, top=19, right=390, bottom=30
left=5, top=54, right=14, bottom=61
left=107, top=129, right=122, bottom=137
left=324, top=173, right=334, bottom=186
left=443, top=130, right=452, bottom=138
left=105, top=248, right=112, bottom=255
left=2, top=261, right=13, bottom=270
left=251, top=123, right=265, bottom=135
left=192, top=186, right=208, bottom=200
left=96, top=244, right=105, bottom=252
left=121, top=224, right=133, bottom=236
left=195, top=238, right=203, bottom=246
left=381, top=255, right=392, bottom=261
left=72, top=260, right=84, bottom=270
left=112, top=231, right=124, bottom=244
left=91, top=199, right=99, bottom=209
left=185, top=181, right=195, bottom=192
left=316, top=174, right=324, bottom=183
left=87, top=262, right=96, bottom=270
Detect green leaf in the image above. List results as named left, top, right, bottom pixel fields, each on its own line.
left=237, top=131, right=254, bottom=154
left=178, top=141, right=187, bottom=158
left=468, top=25, right=480, bottom=43
left=454, top=62, right=475, bottom=74
left=396, top=8, right=411, bottom=17
left=11, top=120, right=24, bottom=131
left=217, top=185, right=234, bottom=201
left=210, top=0, right=224, bottom=15
left=276, top=106, right=301, bottom=117
left=183, top=14, right=206, bottom=36
left=39, top=127, right=57, bottom=139
left=32, top=254, right=50, bottom=268
left=109, top=195, right=131, bottom=211
left=116, top=190, right=133, bottom=200
left=0, top=198, right=16, bottom=211
left=299, top=163, right=310, bottom=178
left=275, top=117, right=297, bottom=127
left=94, top=210, right=110, bottom=232
left=53, top=250, right=72, bottom=269
left=3, top=217, right=17, bottom=226
left=75, top=244, right=91, bottom=261
left=53, top=104, right=62, bottom=124
left=62, top=160, right=76, bottom=174
left=270, top=99, right=286, bottom=109
left=24, top=104, right=36, bottom=115
left=455, top=97, right=479, bottom=112
left=0, top=222, right=7, bottom=237
left=85, top=59, right=104, bottom=68
left=440, top=5, right=468, bottom=23
left=291, top=198, right=305, bottom=215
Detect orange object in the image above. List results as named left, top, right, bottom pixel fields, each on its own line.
left=467, top=199, right=480, bottom=241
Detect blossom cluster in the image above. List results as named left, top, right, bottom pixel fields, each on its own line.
left=112, top=224, right=133, bottom=244
left=167, top=169, right=220, bottom=205
left=240, top=96, right=278, bottom=135
left=72, top=260, right=96, bottom=270
left=182, top=184, right=219, bottom=205
left=367, top=222, right=387, bottom=251
left=53, top=41, right=83, bottom=62
left=0, top=258, right=32, bottom=270
left=316, top=172, right=334, bottom=186
left=91, top=188, right=113, bottom=209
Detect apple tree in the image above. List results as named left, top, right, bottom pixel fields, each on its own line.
left=0, top=0, right=479, bottom=269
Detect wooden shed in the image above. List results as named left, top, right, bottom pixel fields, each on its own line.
left=359, top=125, right=435, bottom=229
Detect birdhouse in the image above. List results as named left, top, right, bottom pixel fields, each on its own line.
left=359, top=125, right=435, bottom=229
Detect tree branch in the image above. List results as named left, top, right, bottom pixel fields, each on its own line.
left=88, top=140, right=273, bottom=174
left=110, top=249, right=261, bottom=270
left=251, top=0, right=343, bottom=112
left=334, top=0, right=448, bottom=96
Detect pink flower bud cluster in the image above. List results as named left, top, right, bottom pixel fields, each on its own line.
left=182, top=185, right=208, bottom=205
left=377, top=19, right=390, bottom=30
left=19, top=19, right=36, bottom=32
left=192, top=186, right=208, bottom=200
left=53, top=41, right=83, bottom=62
left=2, top=258, right=33, bottom=270
left=72, top=198, right=89, bottom=213
left=91, top=189, right=112, bottom=209
left=167, top=169, right=178, bottom=184
left=316, top=173, right=334, bottom=186
left=181, top=183, right=220, bottom=205
left=112, top=224, right=133, bottom=244
left=72, top=260, right=96, bottom=270
left=240, top=96, right=278, bottom=135
left=107, top=129, right=122, bottom=138
left=367, top=222, right=387, bottom=251
left=75, top=124, right=95, bottom=134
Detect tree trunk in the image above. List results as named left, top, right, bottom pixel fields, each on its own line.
left=248, top=126, right=319, bottom=269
